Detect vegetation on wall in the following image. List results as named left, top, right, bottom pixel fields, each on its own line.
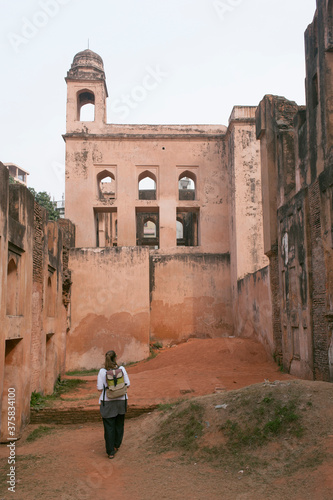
left=29, top=188, right=60, bottom=221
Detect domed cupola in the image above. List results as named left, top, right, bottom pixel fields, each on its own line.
left=66, top=49, right=106, bottom=82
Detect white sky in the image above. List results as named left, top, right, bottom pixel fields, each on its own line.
left=1, top=0, right=317, bottom=200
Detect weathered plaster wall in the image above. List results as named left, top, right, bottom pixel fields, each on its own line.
left=150, top=249, right=233, bottom=343
left=235, top=267, right=274, bottom=355
left=0, top=163, right=9, bottom=442
left=1, top=181, right=34, bottom=440
left=227, top=107, right=271, bottom=353
left=65, top=132, right=229, bottom=252
left=0, top=163, right=74, bottom=440
left=31, top=215, right=70, bottom=395
left=67, top=246, right=234, bottom=368
left=228, top=107, right=268, bottom=281
left=67, top=246, right=151, bottom=370
left=278, top=190, right=314, bottom=379
left=253, top=1, right=333, bottom=381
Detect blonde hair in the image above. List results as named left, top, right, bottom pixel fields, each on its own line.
left=105, top=350, right=118, bottom=370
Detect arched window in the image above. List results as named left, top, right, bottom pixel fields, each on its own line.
left=143, top=219, right=157, bottom=238
left=176, top=220, right=184, bottom=240
left=138, top=171, right=157, bottom=200
left=6, top=259, right=18, bottom=316
left=178, top=171, right=196, bottom=200
left=77, top=90, right=95, bottom=121
left=97, top=171, right=116, bottom=199
left=136, top=210, right=159, bottom=248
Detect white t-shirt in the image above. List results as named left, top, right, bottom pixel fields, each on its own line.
left=97, top=366, right=130, bottom=403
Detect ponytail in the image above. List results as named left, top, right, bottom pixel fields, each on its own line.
left=105, top=350, right=118, bottom=370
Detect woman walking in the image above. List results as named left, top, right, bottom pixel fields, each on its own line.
left=97, top=350, right=130, bottom=459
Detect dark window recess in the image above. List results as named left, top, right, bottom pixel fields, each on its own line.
left=176, top=211, right=198, bottom=246
left=136, top=212, right=159, bottom=248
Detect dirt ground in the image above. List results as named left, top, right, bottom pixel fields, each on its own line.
left=1, top=337, right=332, bottom=500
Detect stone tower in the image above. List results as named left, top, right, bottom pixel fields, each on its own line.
left=65, top=49, right=108, bottom=132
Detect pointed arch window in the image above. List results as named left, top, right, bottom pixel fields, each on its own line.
left=138, top=171, right=157, bottom=200
left=77, top=90, right=95, bottom=121
left=143, top=219, right=157, bottom=238
left=178, top=171, right=196, bottom=200
left=97, top=171, right=116, bottom=199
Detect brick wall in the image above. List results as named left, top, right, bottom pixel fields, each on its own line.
left=31, top=201, right=48, bottom=393
left=269, top=246, right=283, bottom=363
left=309, top=180, right=330, bottom=379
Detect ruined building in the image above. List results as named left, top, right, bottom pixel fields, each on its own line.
left=63, top=52, right=268, bottom=370
left=0, top=0, right=332, bottom=441
left=0, top=164, right=75, bottom=440
left=256, top=0, right=333, bottom=381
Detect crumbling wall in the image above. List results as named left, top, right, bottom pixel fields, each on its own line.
left=235, top=267, right=273, bottom=355
left=253, top=1, right=333, bottom=381
left=67, top=246, right=234, bottom=369
left=0, top=162, right=74, bottom=440
left=227, top=107, right=272, bottom=355
left=150, top=250, right=233, bottom=343
left=67, top=246, right=151, bottom=370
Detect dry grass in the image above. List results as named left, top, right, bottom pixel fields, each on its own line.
left=151, top=380, right=333, bottom=478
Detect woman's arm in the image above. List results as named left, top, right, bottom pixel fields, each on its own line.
left=97, top=368, right=106, bottom=391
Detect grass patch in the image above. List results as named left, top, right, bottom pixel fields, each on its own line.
left=220, top=396, right=304, bottom=452
left=66, top=368, right=99, bottom=376
left=221, top=397, right=304, bottom=451
left=154, top=401, right=204, bottom=452
left=26, top=426, right=56, bottom=443
left=151, top=382, right=319, bottom=477
left=30, top=377, right=86, bottom=409
left=157, top=399, right=184, bottom=412
left=151, top=341, right=163, bottom=350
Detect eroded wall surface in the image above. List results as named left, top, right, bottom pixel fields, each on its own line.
left=150, top=250, right=233, bottom=343
left=67, top=247, right=151, bottom=370
left=254, top=0, right=333, bottom=381
left=0, top=163, right=74, bottom=440
left=235, top=267, right=274, bottom=355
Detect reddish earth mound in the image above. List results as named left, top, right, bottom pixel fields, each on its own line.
left=126, top=337, right=295, bottom=405
left=59, top=337, right=295, bottom=410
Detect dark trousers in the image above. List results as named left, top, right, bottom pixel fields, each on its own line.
left=102, top=414, right=125, bottom=455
